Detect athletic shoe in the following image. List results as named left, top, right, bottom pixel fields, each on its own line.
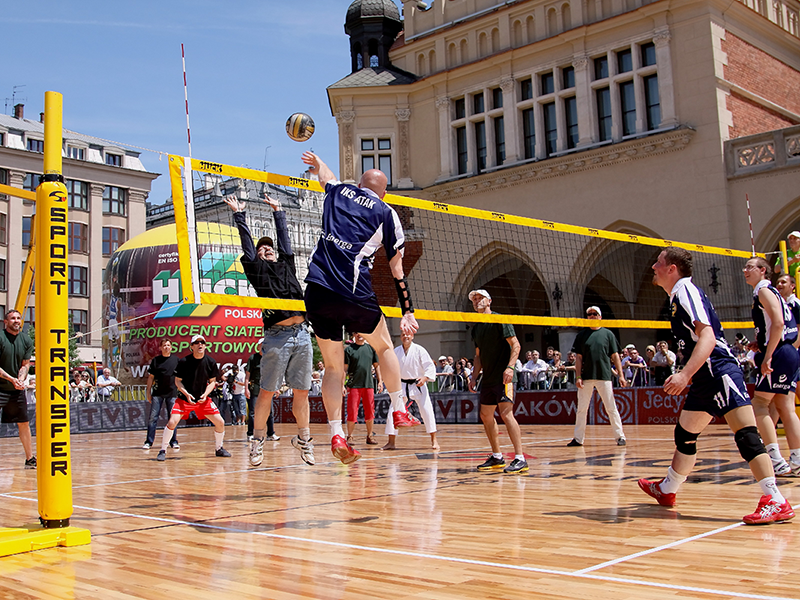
left=393, top=410, right=421, bottom=428
left=774, top=459, right=792, bottom=476
left=477, top=455, right=506, bottom=471
left=617, top=438, right=627, bottom=446
left=366, top=435, right=378, bottom=445
left=24, top=456, right=37, bottom=469
left=790, top=461, right=800, bottom=476
left=170, top=441, right=180, bottom=451
left=331, top=435, right=361, bottom=465
left=249, top=438, right=265, bottom=466
left=142, top=442, right=152, bottom=450
left=743, top=495, right=795, bottom=525
left=503, top=458, right=529, bottom=474
left=156, top=450, right=166, bottom=462
left=291, top=436, right=316, bottom=466
left=265, top=434, right=281, bottom=441
left=215, top=447, right=232, bottom=458
left=567, top=439, right=583, bottom=447
left=638, top=478, right=677, bottom=507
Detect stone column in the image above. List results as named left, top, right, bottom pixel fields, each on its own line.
left=500, top=77, right=520, bottom=163
left=395, top=108, right=414, bottom=189
left=435, top=96, right=453, bottom=181
left=336, top=110, right=356, bottom=183
left=654, top=28, right=677, bottom=128
left=573, top=55, right=594, bottom=146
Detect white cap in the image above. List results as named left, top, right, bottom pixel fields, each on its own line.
left=789, top=231, right=800, bottom=239
left=190, top=334, right=206, bottom=344
left=625, top=344, right=636, bottom=350
left=257, top=338, right=264, bottom=345
left=586, top=305, right=602, bottom=317
left=469, top=289, right=491, bottom=301
left=438, top=355, right=447, bottom=361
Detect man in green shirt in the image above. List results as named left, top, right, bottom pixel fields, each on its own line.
left=467, top=289, right=528, bottom=474
left=773, top=230, right=800, bottom=279
left=0, top=310, right=35, bottom=468
left=568, top=305, right=628, bottom=447
left=344, top=334, right=383, bottom=445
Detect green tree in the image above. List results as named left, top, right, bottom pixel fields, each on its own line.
left=27, top=316, right=82, bottom=371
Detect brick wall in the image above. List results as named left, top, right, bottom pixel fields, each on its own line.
left=722, top=31, right=800, bottom=138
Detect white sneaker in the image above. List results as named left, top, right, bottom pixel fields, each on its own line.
left=774, top=459, right=792, bottom=476
left=249, top=437, right=265, bottom=467
left=790, top=460, right=800, bottom=477
left=291, top=436, right=315, bottom=466
left=142, top=442, right=152, bottom=450
left=265, top=434, right=281, bottom=441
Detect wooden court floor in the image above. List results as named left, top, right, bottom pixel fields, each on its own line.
left=0, top=423, right=799, bottom=600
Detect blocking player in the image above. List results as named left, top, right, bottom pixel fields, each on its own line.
left=638, top=248, right=793, bottom=524
left=744, top=258, right=800, bottom=476
left=156, top=334, right=231, bottom=461
left=224, top=194, right=314, bottom=467
left=301, top=151, right=420, bottom=465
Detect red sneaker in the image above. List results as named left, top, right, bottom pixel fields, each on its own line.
left=331, top=435, right=361, bottom=465
left=743, top=495, right=795, bottom=525
left=638, top=478, right=677, bottom=507
left=393, top=409, right=421, bottom=428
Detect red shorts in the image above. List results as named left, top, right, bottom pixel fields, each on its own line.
left=346, top=388, right=375, bottom=422
left=171, top=398, right=220, bottom=420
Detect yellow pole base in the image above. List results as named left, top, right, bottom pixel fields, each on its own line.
left=0, top=525, right=90, bottom=557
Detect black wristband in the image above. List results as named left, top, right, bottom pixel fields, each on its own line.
left=394, top=276, right=414, bottom=314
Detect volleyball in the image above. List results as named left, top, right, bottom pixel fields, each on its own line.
left=286, top=113, right=315, bottom=142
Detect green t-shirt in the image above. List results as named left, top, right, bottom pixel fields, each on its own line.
left=345, top=342, right=378, bottom=389
left=775, top=247, right=800, bottom=278
left=571, top=327, right=620, bottom=381
left=471, top=314, right=517, bottom=387
left=0, top=329, right=34, bottom=392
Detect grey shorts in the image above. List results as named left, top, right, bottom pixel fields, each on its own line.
left=260, top=322, right=313, bottom=392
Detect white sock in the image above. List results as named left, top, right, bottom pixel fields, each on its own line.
left=514, top=454, right=525, bottom=462
left=388, top=390, right=405, bottom=412
left=660, top=466, right=687, bottom=494
left=299, top=427, right=311, bottom=441
left=758, top=476, right=785, bottom=504
left=329, top=420, right=345, bottom=439
left=790, top=448, right=800, bottom=464
left=492, top=452, right=503, bottom=460
left=160, top=427, right=173, bottom=451
left=214, top=431, right=225, bottom=450
left=766, top=443, right=784, bottom=463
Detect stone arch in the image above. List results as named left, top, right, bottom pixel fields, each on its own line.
left=460, top=38, right=469, bottom=63
left=755, top=193, right=800, bottom=255
left=512, top=19, right=523, bottom=47
left=562, top=3, right=571, bottom=30
left=478, top=31, right=489, bottom=58
left=491, top=27, right=500, bottom=53
left=547, top=8, right=558, bottom=36
left=428, top=49, right=436, bottom=73
left=448, top=42, right=458, bottom=68
left=417, top=53, right=427, bottom=76
left=526, top=15, right=535, bottom=43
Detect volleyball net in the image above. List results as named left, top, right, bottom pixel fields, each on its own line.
left=168, top=154, right=758, bottom=329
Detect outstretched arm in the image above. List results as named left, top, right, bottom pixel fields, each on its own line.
left=266, top=195, right=294, bottom=257
left=224, top=195, right=257, bottom=261
left=301, top=152, right=336, bottom=187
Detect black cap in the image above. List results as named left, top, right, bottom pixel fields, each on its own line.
left=256, top=236, right=274, bottom=250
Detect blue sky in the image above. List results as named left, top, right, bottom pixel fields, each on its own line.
left=2, top=0, right=363, bottom=204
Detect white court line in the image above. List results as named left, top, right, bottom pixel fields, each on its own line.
left=1, top=494, right=792, bottom=600
left=575, top=522, right=745, bottom=573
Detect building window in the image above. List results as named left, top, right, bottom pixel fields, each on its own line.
left=473, top=92, right=484, bottom=115
left=103, top=227, right=125, bottom=256
left=22, top=217, right=32, bottom=247
left=492, top=87, right=503, bottom=109
left=0, top=213, right=6, bottom=245
left=617, top=49, right=633, bottom=74
left=594, top=55, right=609, bottom=80
left=27, top=139, right=44, bottom=153
left=23, top=173, right=38, bottom=191
left=456, top=126, right=468, bottom=174
left=360, top=138, right=392, bottom=185
left=620, top=81, right=636, bottom=136
left=564, top=96, right=578, bottom=149
left=454, top=98, right=466, bottom=119
left=0, top=259, right=5, bottom=291
left=562, top=66, right=575, bottom=89
left=24, top=308, right=34, bottom=329
left=641, top=42, right=656, bottom=67
left=475, top=121, right=487, bottom=172
left=66, top=180, right=89, bottom=211
left=67, top=146, right=85, bottom=160
left=540, top=72, right=555, bottom=95
left=0, top=169, right=6, bottom=185
left=69, top=222, right=89, bottom=254
left=378, top=155, right=392, bottom=185
left=68, top=265, right=88, bottom=296
left=21, top=261, right=33, bottom=292
left=0, top=133, right=4, bottom=146
left=103, top=186, right=126, bottom=215
left=69, top=309, right=88, bottom=338
left=643, top=74, right=661, bottom=130
left=106, top=153, right=122, bottom=167
left=520, top=78, right=533, bottom=101
left=596, top=87, right=612, bottom=142
left=543, top=102, right=557, bottom=156
left=522, top=108, right=535, bottom=160
left=494, top=116, right=505, bottom=166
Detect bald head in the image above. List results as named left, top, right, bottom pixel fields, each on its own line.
left=359, top=169, right=388, bottom=199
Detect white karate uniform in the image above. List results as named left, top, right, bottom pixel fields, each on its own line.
left=386, top=342, right=438, bottom=435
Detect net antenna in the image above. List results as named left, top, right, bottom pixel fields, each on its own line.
left=746, top=193, right=756, bottom=257
left=180, top=43, right=201, bottom=302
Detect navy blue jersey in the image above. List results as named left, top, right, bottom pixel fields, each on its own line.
left=669, top=277, right=738, bottom=382
left=751, top=279, right=798, bottom=352
left=306, top=181, right=404, bottom=302
left=787, top=293, right=800, bottom=328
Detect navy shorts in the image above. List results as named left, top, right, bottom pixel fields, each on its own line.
left=0, top=389, right=29, bottom=423
left=754, top=344, right=800, bottom=395
left=479, top=383, right=515, bottom=406
left=304, top=283, right=383, bottom=341
left=684, top=367, right=751, bottom=418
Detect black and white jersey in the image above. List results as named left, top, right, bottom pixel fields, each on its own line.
left=751, top=279, right=798, bottom=352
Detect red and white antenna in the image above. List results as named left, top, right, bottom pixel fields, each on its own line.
left=181, top=43, right=192, bottom=159
left=746, top=194, right=755, bottom=256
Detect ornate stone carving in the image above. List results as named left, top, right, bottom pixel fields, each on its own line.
left=573, top=55, right=589, bottom=71
left=336, top=110, right=356, bottom=124
left=654, top=29, right=671, bottom=48
left=435, top=96, right=450, bottom=111
left=499, top=77, right=514, bottom=93
left=342, top=122, right=354, bottom=181
left=395, top=108, right=411, bottom=122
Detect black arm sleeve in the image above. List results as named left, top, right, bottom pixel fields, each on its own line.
left=273, top=210, right=294, bottom=257
left=233, top=211, right=257, bottom=262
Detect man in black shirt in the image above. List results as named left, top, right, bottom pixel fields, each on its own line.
left=156, top=334, right=231, bottom=461
left=0, top=310, right=35, bottom=468
left=225, top=194, right=314, bottom=466
left=143, top=339, right=180, bottom=450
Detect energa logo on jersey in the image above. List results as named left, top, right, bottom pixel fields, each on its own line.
left=152, top=250, right=257, bottom=306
